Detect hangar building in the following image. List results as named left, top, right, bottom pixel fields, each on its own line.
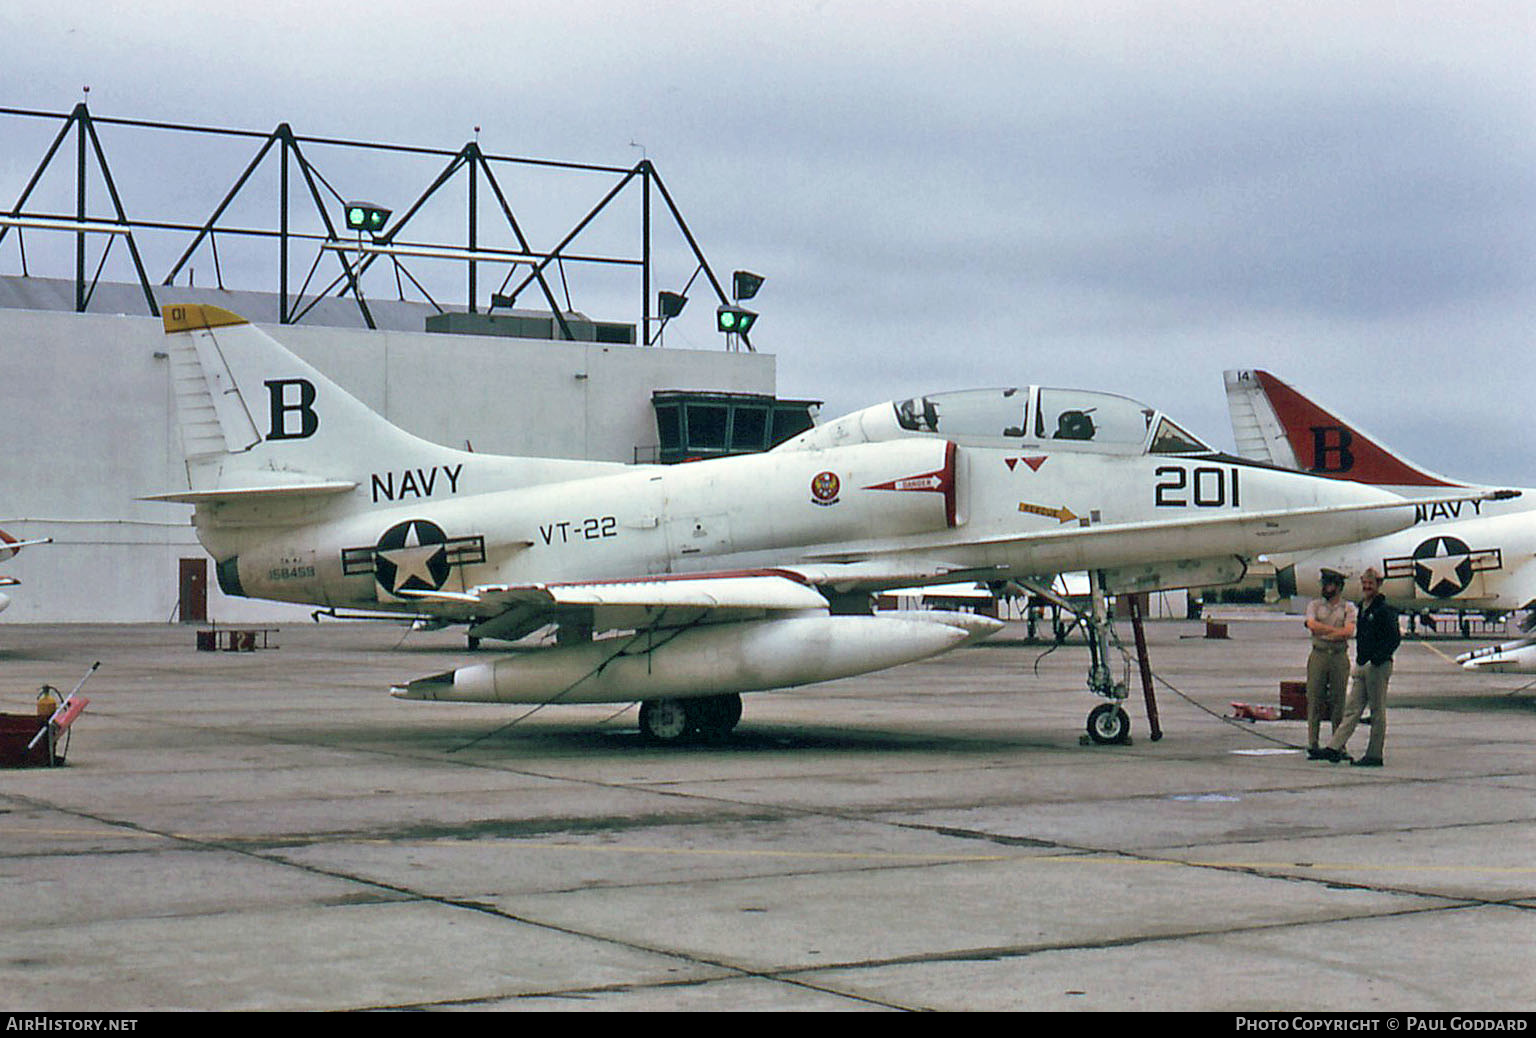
left=0, top=105, right=811, bottom=624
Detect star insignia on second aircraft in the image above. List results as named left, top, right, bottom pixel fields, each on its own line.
left=1411, top=536, right=1474, bottom=597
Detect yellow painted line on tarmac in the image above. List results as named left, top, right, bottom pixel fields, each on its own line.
left=1415, top=640, right=1461, bottom=665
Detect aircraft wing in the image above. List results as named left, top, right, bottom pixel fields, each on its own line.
left=401, top=571, right=833, bottom=642
left=803, top=488, right=1519, bottom=576
left=406, top=487, right=1518, bottom=638
left=0, top=533, right=52, bottom=561
left=0, top=530, right=46, bottom=609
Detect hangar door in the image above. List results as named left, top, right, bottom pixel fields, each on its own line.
left=179, top=557, right=208, bottom=623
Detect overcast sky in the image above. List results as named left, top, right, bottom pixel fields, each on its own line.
left=5, top=1, right=1534, bottom=483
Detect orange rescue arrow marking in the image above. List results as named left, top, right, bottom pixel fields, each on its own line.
left=1018, top=502, right=1078, bottom=524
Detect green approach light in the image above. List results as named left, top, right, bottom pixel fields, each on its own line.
left=717, top=305, right=758, bottom=335
left=345, top=201, right=391, bottom=234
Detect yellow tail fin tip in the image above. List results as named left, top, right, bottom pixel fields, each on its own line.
left=162, top=304, right=249, bottom=333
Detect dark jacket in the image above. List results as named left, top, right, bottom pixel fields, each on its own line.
left=1355, top=594, right=1401, bottom=666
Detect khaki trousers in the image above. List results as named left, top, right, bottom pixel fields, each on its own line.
left=1305, top=646, right=1350, bottom=748
left=1328, top=660, right=1392, bottom=761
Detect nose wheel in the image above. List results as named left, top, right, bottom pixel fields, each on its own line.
left=1086, top=702, right=1131, bottom=745
left=1014, top=570, right=1157, bottom=747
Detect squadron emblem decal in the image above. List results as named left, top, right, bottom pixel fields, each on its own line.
left=810, top=471, right=841, bottom=507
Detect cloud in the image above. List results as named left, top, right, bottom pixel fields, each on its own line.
left=3, top=0, right=1533, bottom=480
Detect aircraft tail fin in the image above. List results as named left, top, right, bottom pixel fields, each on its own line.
left=156, top=304, right=626, bottom=509
left=1223, top=369, right=1463, bottom=488
left=162, top=303, right=448, bottom=496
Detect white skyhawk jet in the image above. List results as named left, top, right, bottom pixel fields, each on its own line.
left=146, top=306, right=1510, bottom=742
left=1225, top=368, right=1536, bottom=673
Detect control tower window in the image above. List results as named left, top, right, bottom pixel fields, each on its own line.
left=730, top=406, right=769, bottom=451
left=771, top=406, right=815, bottom=445
left=655, top=404, right=682, bottom=454
left=652, top=392, right=819, bottom=463
left=686, top=404, right=728, bottom=450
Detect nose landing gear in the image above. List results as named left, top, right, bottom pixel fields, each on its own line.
left=1086, top=701, right=1131, bottom=744
left=1015, top=570, right=1159, bottom=746
left=1083, top=571, right=1133, bottom=745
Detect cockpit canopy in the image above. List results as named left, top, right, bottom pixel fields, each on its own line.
left=777, top=386, right=1214, bottom=456
left=891, top=387, right=1210, bottom=454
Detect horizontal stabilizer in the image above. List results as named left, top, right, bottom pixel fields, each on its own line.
left=140, top=481, right=358, bottom=504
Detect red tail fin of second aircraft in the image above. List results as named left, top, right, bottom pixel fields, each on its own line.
left=1224, top=369, right=1462, bottom=488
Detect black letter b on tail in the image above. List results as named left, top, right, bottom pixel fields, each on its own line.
left=265, top=379, right=319, bottom=440
left=1309, top=425, right=1353, bottom=473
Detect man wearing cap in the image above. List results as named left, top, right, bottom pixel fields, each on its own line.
left=1322, top=568, right=1399, bottom=767
left=1303, top=568, right=1356, bottom=759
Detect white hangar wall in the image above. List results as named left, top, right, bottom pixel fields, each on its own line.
left=0, top=305, right=775, bottom=623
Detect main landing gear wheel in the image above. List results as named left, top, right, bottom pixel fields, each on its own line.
left=638, top=699, right=692, bottom=743
left=638, top=694, right=744, bottom=744
left=1086, top=703, right=1131, bottom=745
left=689, top=693, right=743, bottom=740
